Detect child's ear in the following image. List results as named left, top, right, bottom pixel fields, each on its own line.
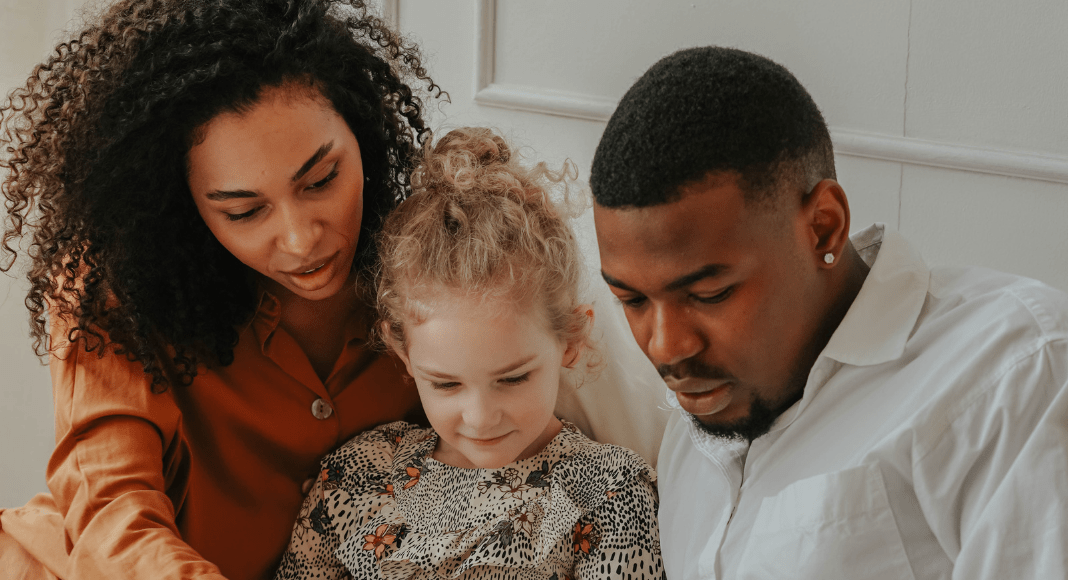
left=562, top=305, right=594, bottom=369
left=382, top=320, right=414, bottom=376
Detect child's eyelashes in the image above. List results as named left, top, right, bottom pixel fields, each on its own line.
left=500, top=373, right=530, bottom=385
left=431, top=381, right=460, bottom=390
left=427, top=373, right=531, bottom=390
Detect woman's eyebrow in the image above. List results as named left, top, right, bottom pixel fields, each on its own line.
left=205, top=188, right=258, bottom=201
left=291, top=141, right=335, bottom=181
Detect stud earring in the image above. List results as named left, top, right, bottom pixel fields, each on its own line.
left=823, top=253, right=835, bottom=264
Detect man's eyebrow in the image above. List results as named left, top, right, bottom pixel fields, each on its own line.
left=292, top=141, right=335, bottom=182
left=601, top=271, right=639, bottom=293
left=664, top=264, right=728, bottom=291
left=601, top=264, right=729, bottom=293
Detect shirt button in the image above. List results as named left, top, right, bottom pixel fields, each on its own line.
left=311, top=398, right=333, bottom=420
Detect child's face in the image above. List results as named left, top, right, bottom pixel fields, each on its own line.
left=397, top=293, right=574, bottom=469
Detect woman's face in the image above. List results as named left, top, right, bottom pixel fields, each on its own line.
left=397, top=292, right=574, bottom=470
left=188, top=85, right=365, bottom=301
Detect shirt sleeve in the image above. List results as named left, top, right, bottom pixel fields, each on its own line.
left=47, top=326, right=228, bottom=580
left=273, top=475, right=350, bottom=580
left=572, top=469, right=666, bottom=580
left=917, top=341, right=1068, bottom=579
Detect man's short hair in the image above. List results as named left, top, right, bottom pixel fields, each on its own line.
left=590, top=46, right=836, bottom=209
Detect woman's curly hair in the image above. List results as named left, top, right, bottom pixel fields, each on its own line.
left=376, top=128, right=596, bottom=374
left=0, top=0, right=442, bottom=390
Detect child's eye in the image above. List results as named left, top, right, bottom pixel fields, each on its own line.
left=225, top=207, right=261, bottom=222
left=431, top=381, right=460, bottom=390
left=500, top=373, right=530, bottom=385
left=307, top=165, right=339, bottom=190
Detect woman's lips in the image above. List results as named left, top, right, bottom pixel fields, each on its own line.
left=284, top=251, right=339, bottom=292
left=670, top=380, right=733, bottom=417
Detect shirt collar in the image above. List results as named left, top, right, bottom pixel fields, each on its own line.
left=821, top=223, right=930, bottom=366
left=244, top=285, right=371, bottom=354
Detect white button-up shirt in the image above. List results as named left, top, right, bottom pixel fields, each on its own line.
left=657, top=223, right=1068, bottom=580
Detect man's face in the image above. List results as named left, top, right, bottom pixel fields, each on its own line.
left=595, top=173, right=824, bottom=441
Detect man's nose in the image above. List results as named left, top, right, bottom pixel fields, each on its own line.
left=645, top=303, right=703, bottom=368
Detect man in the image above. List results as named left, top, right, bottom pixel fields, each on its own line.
left=590, top=46, right=1068, bottom=579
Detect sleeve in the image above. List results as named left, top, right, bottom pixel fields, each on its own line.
left=273, top=475, right=349, bottom=580
left=572, top=469, right=666, bottom=580
left=46, top=323, right=228, bottom=580
left=917, top=341, right=1068, bottom=579
left=274, top=426, right=406, bottom=580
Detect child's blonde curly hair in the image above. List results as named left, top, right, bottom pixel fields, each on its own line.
left=375, top=127, right=594, bottom=367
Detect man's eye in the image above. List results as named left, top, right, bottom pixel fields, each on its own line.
left=615, top=295, right=647, bottom=309
left=225, top=207, right=261, bottom=222
left=307, top=165, right=339, bottom=190
left=500, top=373, right=530, bottom=385
left=693, top=286, right=734, bottom=305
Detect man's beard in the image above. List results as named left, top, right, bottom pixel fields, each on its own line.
left=660, top=358, right=806, bottom=442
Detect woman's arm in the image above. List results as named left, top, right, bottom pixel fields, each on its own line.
left=47, top=325, right=228, bottom=580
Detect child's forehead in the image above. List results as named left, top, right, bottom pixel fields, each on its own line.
left=402, top=284, right=539, bottom=323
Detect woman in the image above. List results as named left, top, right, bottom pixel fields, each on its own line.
left=0, top=1, right=442, bottom=578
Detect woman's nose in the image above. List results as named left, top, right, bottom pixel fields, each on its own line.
left=276, top=203, right=323, bottom=256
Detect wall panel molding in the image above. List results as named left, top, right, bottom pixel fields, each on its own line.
left=471, top=0, right=1068, bottom=185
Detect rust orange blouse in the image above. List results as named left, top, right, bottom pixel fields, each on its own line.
left=0, top=290, right=420, bottom=580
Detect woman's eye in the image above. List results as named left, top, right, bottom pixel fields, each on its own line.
left=307, top=165, right=339, bottom=190
left=500, top=373, right=530, bottom=385
left=225, top=207, right=261, bottom=222
left=693, top=286, right=734, bottom=305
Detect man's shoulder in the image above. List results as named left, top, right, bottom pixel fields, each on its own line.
left=923, top=265, right=1068, bottom=348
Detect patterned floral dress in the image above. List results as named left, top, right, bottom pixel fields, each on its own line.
left=274, top=421, right=664, bottom=580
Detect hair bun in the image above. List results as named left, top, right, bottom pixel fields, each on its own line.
left=432, top=127, right=511, bottom=167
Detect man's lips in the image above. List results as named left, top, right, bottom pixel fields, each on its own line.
left=667, top=378, right=734, bottom=417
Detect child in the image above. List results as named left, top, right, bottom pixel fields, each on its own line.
left=274, top=128, right=664, bottom=580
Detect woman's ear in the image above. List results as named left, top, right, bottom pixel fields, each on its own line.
left=562, top=305, right=594, bottom=369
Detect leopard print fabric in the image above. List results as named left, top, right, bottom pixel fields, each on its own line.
left=274, top=421, right=664, bottom=580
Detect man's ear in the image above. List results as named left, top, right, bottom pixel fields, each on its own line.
left=562, top=305, right=594, bottom=369
left=800, top=179, right=851, bottom=268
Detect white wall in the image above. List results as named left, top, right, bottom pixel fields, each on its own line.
left=0, top=0, right=87, bottom=508
left=3, top=0, right=1066, bottom=507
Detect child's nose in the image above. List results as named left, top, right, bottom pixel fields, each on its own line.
left=463, top=391, right=502, bottom=433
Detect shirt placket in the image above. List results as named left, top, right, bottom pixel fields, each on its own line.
left=691, top=427, right=749, bottom=579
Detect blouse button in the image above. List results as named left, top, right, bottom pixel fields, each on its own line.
left=311, top=398, right=333, bottom=420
